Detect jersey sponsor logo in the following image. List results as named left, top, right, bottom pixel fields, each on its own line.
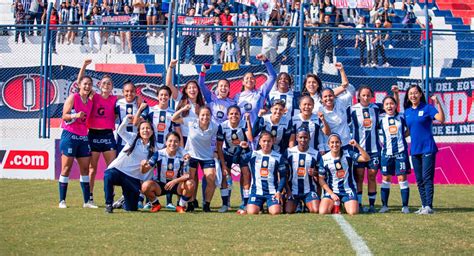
left=2, top=74, right=57, bottom=112
left=363, top=118, right=372, bottom=128
left=260, top=159, right=269, bottom=177
left=97, top=107, right=105, bottom=116
left=297, top=159, right=305, bottom=177
left=157, top=123, right=166, bottom=132
left=166, top=170, right=174, bottom=179
left=335, top=161, right=345, bottom=179
left=1, top=150, right=49, bottom=170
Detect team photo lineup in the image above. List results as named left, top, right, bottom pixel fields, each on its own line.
left=59, top=53, right=444, bottom=216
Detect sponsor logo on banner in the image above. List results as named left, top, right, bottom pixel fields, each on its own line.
left=2, top=74, right=57, bottom=112
left=1, top=150, right=49, bottom=170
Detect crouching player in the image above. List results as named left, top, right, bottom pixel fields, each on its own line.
left=319, top=134, right=370, bottom=215
left=141, top=132, right=195, bottom=213
left=285, top=126, right=322, bottom=214
left=235, top=131, right=287, bottom=215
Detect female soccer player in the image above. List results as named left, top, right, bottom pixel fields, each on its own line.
left=236, top=131, right=287, bottom=215
left=216, top=105, right=253, bottom=213
left=234, top=54, right=276, bottom=123
left=115, top=80, right=142, bottom=153
left=289, top=95, right=330, bottom=149
left=198, top=63, right=236, bottom=124
left=319, top=134, right=370, bottom=215
left=77, top=60, right=118, bottom=206
left=58, top=73, right=96, bottom=209
left=252, top=99, right=292, bottom=154
left=266, top=72, right=299, bottom=118
left=404, top=85, right=445, bottom=214
left=285, top=126, right=322, bottom=214
left=350, top=85, right=399, bottom=213
left=174, top=106, right=219, bottom=212
left=141, top=132, right=195, bottom=213
left=378, top=96, right=411, bottom=214
left=103, top=116, right=156, bottom=213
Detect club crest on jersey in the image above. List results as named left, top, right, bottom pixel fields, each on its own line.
left=271, top=129, right=277, bottom=136
left=167, top=163, right=173, bottom=170
left=335, top=162, right=345, bottom=178
left=160, top=115, right=165, bottom=122
left=216, top=111, right=224, bottom=119
left=126, top=107, right=133, bottom=114
left=244, top=103, right=252, bottom=111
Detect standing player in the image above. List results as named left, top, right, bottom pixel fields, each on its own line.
left=141, top=132, right=195, bottom=213
left=252, top=100, right=292, bottom=154
left=378, top=96, right=411, bottom=214
left=234, top=54, right=276, bottom=123
left=174, top=106, right=219, bottom=212
left=319, top=135, right=370, bottom=215
left=58, top=74, right=96, bottom=209
left=103, top=116, right=156, bottom=213
left=216, top=106, right=253, bottom=213
left=285, top=127, right=322, bottom=214
left=115, top=80, right=142, bottom=153
left=235, top=131, right=287, bottom=215
left=266, top=72, right=299, bottom=118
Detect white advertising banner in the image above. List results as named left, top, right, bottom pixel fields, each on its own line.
left=0, top=138, right=55, bottom=179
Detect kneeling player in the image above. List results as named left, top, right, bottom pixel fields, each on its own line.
left=141, top=132, right=195, bottom=213
left=235, top=131, right=287, bottom=215
left=285, top=127, right=322, bottom=214
left=319, top=134, right=370, bottom=215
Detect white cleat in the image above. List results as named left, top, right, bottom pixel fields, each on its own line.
left=218, top=205, right=229, bottom=213
left=379, top=206, right=390, bottom=213
left=83, top=201, right=99, bottom=209
left=401, top=206, right=410, bottom=214
left=414, top=206, right=424, bottom=214
left=59, top=200, right=67, bottom=209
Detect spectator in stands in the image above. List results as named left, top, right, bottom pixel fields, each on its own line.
left=211, top=16, right=223, bottom=64
left=132, top=0, right=146, bottom=27
left=220, top=7, right=233, bottom=36
left=308, top=21, right=320, bottom=72
left=59, top=1, right=69, bottom=45
left=402, top=0, right=417, bottom=40
left=145, top=0, right=159, bottom=37
left=356, top=7, right=371, bottom=24
left=371, top=19, right=390, bottom=67
left=221, top=33, right=240, bottom=69
left=318, top=14, right=351, bottom=73
left=376, top=1, right=396, bottom=27
left=355, top=16, right=369, bottom=66
left=255, top=0, right=275, bottom=24
left=14, top=2, right=27, bottom=43
left=261, top=19, right=281, bottom=64
left=180, top=7, right=198, bottom=64
left=27, top=0, right=45, bottom=36
left=321, top=0, right=339, bottom=24
left=119, top=5, right=133, bottom=53
left=67, top=0, right=81, bottom=44
left=87, top=5, right=103, bottom=53
left=232, top=9, right=257, bottom=65
left=306, top=0, right=323, bottom=24
left=417, top=16, right=433, bottom=66
left=49, top=7, right=59, bottom=53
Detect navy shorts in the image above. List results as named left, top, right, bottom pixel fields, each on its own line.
left=290, top=191, right=320, bottom=204
left=323, top=191, right=357, bottom=203
left=189, top=157, right=216, bottom=169
left=60, top=130, right=91, bottom=158
left=88, top=129, right=117, bottom=152
left=355, top=152, right=381, bottom=170
left=381, top=152, right=411, bottom=176
left=223, top=151, right=248, bottom=169
left=248, top=194, right=280, bottom=208
left=156, top=181, right=180, bottom=195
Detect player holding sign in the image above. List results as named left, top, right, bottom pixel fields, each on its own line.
left=318, top=134, right=370, bottom=215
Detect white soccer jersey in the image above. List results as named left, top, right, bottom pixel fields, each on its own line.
left=115, top=97, right=139, bottom=147
left=217, top=120, right=249, bottom=155
left=141, top=106, right=177, bottom=149
left=350, top=103, right=381, bottom=154
left=220, top=42, right=240, bottom=63
left=267, top=89, right=299, bottom=117
left=243, top=150, right=286, bottom=196
left=185, top=120, right=218, bottom=160
left=287, top=146, right=321, bottom=196
left=319, top=150, right=360, bottom=195
left=253, top=114, right=292, bottom=154
left=318, top=96, right=352, bottom=152
left=379, top=113, right=408, bottom=156
left=292, top=113, right=323, bottom=150
left=149, top=148, right=187, bottom=183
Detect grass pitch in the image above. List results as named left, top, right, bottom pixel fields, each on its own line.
left=1, top=179, right=473, bottom=255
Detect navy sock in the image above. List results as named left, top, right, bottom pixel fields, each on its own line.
left=381, top=181, right=391, bottom=207
left=59, top=175, right=69, bottom=202
left=368, top=192, right=377, bottom=207
left=80, top=175, right=91, bottom=203
left=357, top=192, right=363, bottom=207
left=400, top=181, right=410, bottom=207
left=89, top=193, right=94, bottom=201
left=202, top=176, right=207, bottom=203
left=166, top=193, right=173, bottom=205
left=221, top=188, right=229, bottom=207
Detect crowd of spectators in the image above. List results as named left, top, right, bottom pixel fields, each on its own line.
left=6, top=0, right=421, bottom=70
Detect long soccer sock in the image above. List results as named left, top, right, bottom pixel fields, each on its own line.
left=179, top=196, right=190, bottom=207
left=220, top=188, right=229, bottom=207
left=368, top=192, right=377, bottom=207
left=79, top=175, right=91, bottom=203
left=59, top=175, right=69, bottom=202
left=399, top=181, right=410, bottom=207
left=166, top=193, right=173, bottom=205
left=202, top=175, right=208, bottom=205
left=138, top=193, right=145, bottom=203
left=151, top=197, right=160, bottom=206
left=89, top=193, right=94, bottom=202
left=243, top=189, right=250, bottom=207
left=381, top=180, right=391, bottom=207
left=357, top=192, right=363, bottom=207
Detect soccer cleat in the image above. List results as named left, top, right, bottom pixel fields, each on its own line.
left=379, top=206, right=390, bottom=213
left=203, top=205, right=212, bottom=212
left=186, top=203, right=195, bottom=212
left=193, top=200, right=199, bottom=209
left=419, top=206, right=434, bottom=215
left=87, top=200, right=98, bottom=208
left=367, top=206, right=376, bottom=214
left=176, top=206, right=186, bottom=213
left=218, top=205, right=229, bottom=213
left=105, top=204, right=113, bottom=213
left=401, top=206, right=410, bottom=214
left=59, top=200, right=67, bottom=209
left=361, top=206, right=369, bottom=213
left=137, top=201, right=144, bottom=209
left=151, top=204, right=162, bottom=213
left=143, top=202, right=152, bottom=210
left=112, top=195, right=125, bottom=209
left=166, top=203, right=176, bottom=210
left=83, top=201, right=99, bottom=209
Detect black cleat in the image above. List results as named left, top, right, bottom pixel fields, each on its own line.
left=105, top=204, right=113, bottom=213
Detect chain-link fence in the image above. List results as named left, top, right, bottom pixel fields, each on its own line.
left=1, top=1, right=473, bottom=139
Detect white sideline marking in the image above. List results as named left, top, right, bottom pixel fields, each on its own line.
left=332, top=215, right=373, bottom=256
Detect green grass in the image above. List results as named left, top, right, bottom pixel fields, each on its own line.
left=1, top=179, right=473, bottom=255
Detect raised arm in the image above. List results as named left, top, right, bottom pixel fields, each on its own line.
left=349, top=139, right=370, bottom=162
left=333, top=62, right=349, bottom=96
left=256, top=54, right=277, bottom=99
left=77, top=59, right=92, bottom=85
left=198, top=64, right=213, bottom=103
left=166, top=59, right=180, bottom=100
left=431, top=95, right=445, bottom=123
